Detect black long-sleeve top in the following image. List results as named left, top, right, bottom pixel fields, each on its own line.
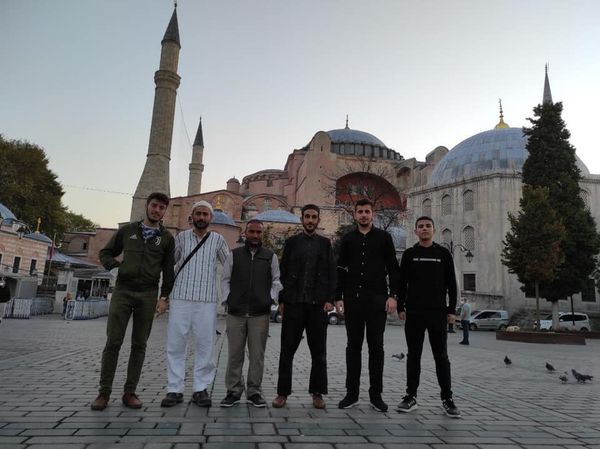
left=336, top=226, right=399, bottom=300
left=397, top=242, right=457, bottom=314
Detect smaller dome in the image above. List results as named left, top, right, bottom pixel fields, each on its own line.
left=0, top=203, right=17, bottom=220
left=227, top=177, right=240, bottom=184
left=25, top=232, right=53, bottom=244
left=212, top=209, right=236, bottom=226
left=254, top=210, right=301, bottom=224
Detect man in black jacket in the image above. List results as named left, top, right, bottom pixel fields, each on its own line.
left=219, top=220, right=282, bottom=408
left=396, top=216, right=461, bottom=418
left=272, top=204, right=336, bottom=409
left=91, top=192, right=175, bottom=411
left=336, top=198, right=399, bottom=412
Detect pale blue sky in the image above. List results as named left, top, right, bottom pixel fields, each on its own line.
left=1, top=0, right=599, bottom=227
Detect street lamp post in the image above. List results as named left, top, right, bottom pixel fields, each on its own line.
left=441, top=240, right=474, bottom=332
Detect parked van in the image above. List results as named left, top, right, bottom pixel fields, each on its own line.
left=536, top=312, right=591, bottom=332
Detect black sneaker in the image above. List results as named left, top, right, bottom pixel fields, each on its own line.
left=459, top=341, right=469, bottom=345
left=338, top=394, right=360, bottom=409
left=191, top=389, right=212, bottom=407
left=220, top=393, right=241, bottom=408
left=369, top=395, right=388, bottom=412
left=442, top=398, right=461, bottom=418
left=396, top=395, right=418, bottom=413
left=247, top=393, right=266, bottom=408
left=160, top=392, right=183, bottom=408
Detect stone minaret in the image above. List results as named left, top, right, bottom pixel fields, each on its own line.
left=130, top=7, right=181, bottom=221
left=187, top=118, right=205, bottom=195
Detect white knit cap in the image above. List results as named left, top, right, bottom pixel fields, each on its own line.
left=191, top=200, right=213, bottom=215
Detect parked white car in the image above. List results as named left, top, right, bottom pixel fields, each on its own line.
left=536, top=312, right=591, bottom=332
left=462, top=310, right=510, bottom=331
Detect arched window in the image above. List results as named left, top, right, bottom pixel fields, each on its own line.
left=463, top=190, right=474, bottom=212
left=463, top=226, right=475, bottom=250
left=441, top=194, right=452, bottom=216
left=442, top=228, right=452, bottom=244
left=422, top=198, right=432, bottom=217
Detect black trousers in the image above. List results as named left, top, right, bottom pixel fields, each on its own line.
left=277, top=302, right=328, bottom=396
left=343, top=295, right=387, bottom=398
left=405, top=310, right=453, bottom=400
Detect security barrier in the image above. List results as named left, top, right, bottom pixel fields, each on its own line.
left=65, top=298, right=109, bottom=320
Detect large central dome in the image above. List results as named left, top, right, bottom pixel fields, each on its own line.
left=428, top=127, right=590, bottom=186
left=327, top=128, right=387, bottom=148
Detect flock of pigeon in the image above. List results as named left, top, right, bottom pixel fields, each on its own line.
left=503, top=356, right=594, bottom=383
left=390, top=353, right=593, bottom=384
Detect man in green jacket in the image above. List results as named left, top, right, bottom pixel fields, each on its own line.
left=91, top=192, right=175, bottom=411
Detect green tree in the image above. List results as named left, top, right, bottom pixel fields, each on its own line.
left=502, top=186, right=565, bottom=328
left=64, top=209, right=98, bottom=232
left=521, top=101, right=600, bottom=305
left=0, top=135, right=97, bottom=239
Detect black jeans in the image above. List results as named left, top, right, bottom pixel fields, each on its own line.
left=277, top=302, right=328, bottom=396
left=343, top=295, right=387, bottom=398
left=405, top=310, right=452, bottom=400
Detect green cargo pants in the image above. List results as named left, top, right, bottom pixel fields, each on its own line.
left=98, top=287, right=158, bottom=396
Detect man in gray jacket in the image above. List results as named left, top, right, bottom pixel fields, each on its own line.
left=220, top=219, right=282, bottom=407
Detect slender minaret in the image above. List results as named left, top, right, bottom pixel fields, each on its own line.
left=130, top=6, right=181, bottom=221
left=543, top=64, right=553, bottom=104
left=187, top=117, right=205, bottom=195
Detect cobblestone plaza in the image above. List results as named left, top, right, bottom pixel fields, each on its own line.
left=0, top=315, right=599, bottom=448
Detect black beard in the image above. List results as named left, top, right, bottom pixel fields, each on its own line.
left=193, top=220, right=209, bottom=230
left=146, top=211, right=160, bottom=225
left=303, top=224, right=316, bottom=234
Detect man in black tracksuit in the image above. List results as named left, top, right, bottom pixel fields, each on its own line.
left=272, top=204, right=336, bottom=409
left=397, top=216, right=461, bottom=418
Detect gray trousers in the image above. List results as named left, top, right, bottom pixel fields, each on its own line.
left=225, top=313, right=270, bottom=398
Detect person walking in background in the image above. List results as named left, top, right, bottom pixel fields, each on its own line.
left=159, top=201, right=229, bottom=409
left=459, top=297, right=471, bottom=345
left=397, top=216, right=461, bottom=418
left=62, top=292, right=72, bottom=317
left=335, top=198, right=399, bottom=413
left=219, top=219, right=282, bottom=408
left=272, top=204, right=336, bottom=409
left=91, top=192, right=175, bottom=411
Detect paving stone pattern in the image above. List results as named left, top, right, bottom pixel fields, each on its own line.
left=0, top=315, right=599, bottom=448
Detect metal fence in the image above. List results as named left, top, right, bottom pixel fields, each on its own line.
left=1, top=297, right=53, bottom=319
left=64, top=298, right=109, bottom=320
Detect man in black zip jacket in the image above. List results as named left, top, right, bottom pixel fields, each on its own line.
left=272, top=204, right=336, bottom=409
left=91, top=192, right=175, bottom=411
left=219, top=220, right=282, bottom=408
left=396, top=216, right=461, bottom=418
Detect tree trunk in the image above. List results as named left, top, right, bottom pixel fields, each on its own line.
left=552, top=300, right=560, bottom=331
left=535, top=281, right=540, bottom=331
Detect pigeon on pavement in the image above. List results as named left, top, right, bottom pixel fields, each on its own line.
left=504, top=355, right=512, bottom=366
left=546, top=362, right=556, bottom=372
left=392, top=353, right=405, bottom=361
left=572, top=369, right=594, bottom=383
left=559, top=372, right=568, bottom=383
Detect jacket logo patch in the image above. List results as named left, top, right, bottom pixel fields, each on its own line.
left=129, top=234, right=138, bottom=240
left=155, top=236, right=162, bottom=246
left=413, top=257, right=441, bottom=262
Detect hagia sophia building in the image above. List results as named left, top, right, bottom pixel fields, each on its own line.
left=76, top=6, right=600, bottom=315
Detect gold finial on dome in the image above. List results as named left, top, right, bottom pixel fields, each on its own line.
left=495, top=99, right=509, bottom=129
left=214, top=195, right=222, bottom=211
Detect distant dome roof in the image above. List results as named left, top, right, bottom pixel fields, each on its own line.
left=227, top=177, right=240, bottom=184
left=212, top=209, right=236, bottom=226
left=429, top=127, right=590, bottom=186
left=0, top=203, right=17, bottom=220
left=327, top=128, right=388, bottom=148
left=254, top=210, right=301, bottom=224
left=25, top=232, right=52, bottom=244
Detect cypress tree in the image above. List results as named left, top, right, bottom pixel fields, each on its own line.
left=521, top=100, right=600, bottom=302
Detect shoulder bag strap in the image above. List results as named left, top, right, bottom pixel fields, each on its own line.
left=174, top=231, right=211, bottom=280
